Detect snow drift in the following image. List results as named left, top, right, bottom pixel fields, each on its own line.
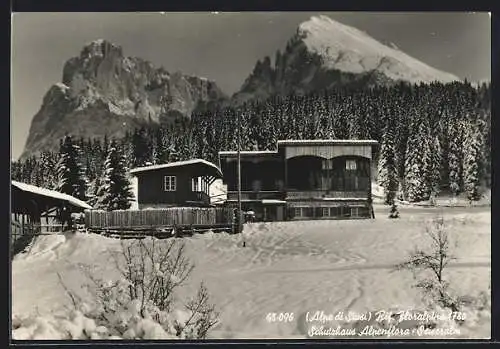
left=12, top=205, right=490, bottom=339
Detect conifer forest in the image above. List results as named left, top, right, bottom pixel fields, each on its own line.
left=11, top=81, right=491, bottom=208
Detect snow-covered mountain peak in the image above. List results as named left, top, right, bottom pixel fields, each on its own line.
left=299, top=15, right=373, bottom=43
left=297, top=15, right=460, bottom=84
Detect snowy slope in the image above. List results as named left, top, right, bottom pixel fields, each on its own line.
left=298, top=15, right=459, bottom=84
left=12, top=206, right=490, bottom=339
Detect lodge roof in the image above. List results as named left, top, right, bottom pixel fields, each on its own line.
left=276, top=139, right=378, bottom=146
left=130, top=159, right=223, bottom=178
left=218, top=140, right=378, bottom=158
left=218, top=150, right=278, bottom=156
left=11, top=181, right=92, bottom=210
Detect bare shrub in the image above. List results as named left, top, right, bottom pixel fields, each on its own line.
left=394, top=217, right=491, bottom=337
left=395, top=217, right=461, bottom=312
left=109, top=238, right=194, bottom=315
left=58, top=237, right=219, bottom=339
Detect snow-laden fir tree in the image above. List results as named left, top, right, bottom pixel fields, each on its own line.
left=29, top=159, right=43, bottom=187
left=267, top=108, right=281, bottom=150
left=55, top=135, right=87, bottom=201
left=377, top=114, right=398, bottom=205
left=463, top=121, right=483, bottom=201
left=83, top=157, right=94, bottom=203
left=95, top=141, right=134, bottom=211
left=238, top=109, right=253, bottom=151
left=283, top=102, right=297, bottom=139
left=165, top=136, right=180, bottom=163
left=87, top=177, right=100, bottom=208
left=175, top=130, right=196, bottom=161
left=394, top=110, right=409, bottom=197
left=448, top=121, right=465, bottom=196
left=404, top=116, right=432, bottom=202
left=427, top=135, right=442, bottom=198
left=151, top=128, right=166, bottom=165
left=481, top=110, right=491, bottom=187
left=347, top=107, right=362, bottom=140
left=132, top=128, right=151, bottom=167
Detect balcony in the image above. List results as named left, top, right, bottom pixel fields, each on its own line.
left=285, top=190, right=368, bottom=200
left=226, top=191, right=285, bottom=201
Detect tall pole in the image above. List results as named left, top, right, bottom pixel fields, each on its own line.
left=237, top=110, right=242, bottom=235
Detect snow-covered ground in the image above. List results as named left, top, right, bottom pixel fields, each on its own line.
left=371, top=182, right=491, bottom=208
left=12, top=205, right=490, bottom=339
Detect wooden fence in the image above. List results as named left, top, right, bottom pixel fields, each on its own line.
left=85, top=207, right=234, bottom=230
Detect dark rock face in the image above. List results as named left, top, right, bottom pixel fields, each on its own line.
left=21, top=39, right=227, bottom=159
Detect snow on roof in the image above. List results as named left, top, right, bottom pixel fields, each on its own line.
left=261, top=199, right=287, bottom=204
left=321, top=197, right=367, bottom=201
left=11, top=181, right=92, bottom=210
left=219, top=140, right=378, bottom=156
left=219, top=150, right=278, bottom=156
left=277, top=139, right=378, bottom=146
left=129, top=159, right=223, bottom=177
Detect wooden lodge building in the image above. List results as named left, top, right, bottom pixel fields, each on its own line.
left=130, top=159, right=223, bottom=209
left=219, top=139, right=378, bottom=221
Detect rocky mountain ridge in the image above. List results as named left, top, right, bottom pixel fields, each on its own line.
left=21, top=39, right=226, bottom=159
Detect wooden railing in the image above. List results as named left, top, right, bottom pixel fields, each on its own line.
left=226, top=191, right=285, bottom=201
left=286, top=191, right=368, bottom=199
left=226, top=190, right=369, bottom=201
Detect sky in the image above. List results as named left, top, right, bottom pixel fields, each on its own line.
left=11, top=12, right=491, bottom=160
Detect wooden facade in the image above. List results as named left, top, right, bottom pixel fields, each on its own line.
left=130, top=159, right=223, bottom=209
left=219, top=140, right=378, bottom=221
left=279, top=140, right=374, bottom=160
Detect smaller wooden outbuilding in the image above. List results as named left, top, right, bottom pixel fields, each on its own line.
left=11, top=180, right=92, bottom=254
left=130, top=159, right=223, bottom=209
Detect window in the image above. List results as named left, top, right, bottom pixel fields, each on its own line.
left=164, top=176, right=176, bottom=191
left=351, top=206, right=369, bottom=217
left=294, top=207, right=303, bottom=217
left=346, top=160, right=357, bottom=170
left=192, top=178, right=199, bottom=192
left=294, top=207, right=312, bottom=218
left=322, top=207, right=330, bottom=217
left=322, top=159, right=333, bottom=170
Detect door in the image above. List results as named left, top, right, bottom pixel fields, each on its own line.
left=276, top=206, right=284, bottom=221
